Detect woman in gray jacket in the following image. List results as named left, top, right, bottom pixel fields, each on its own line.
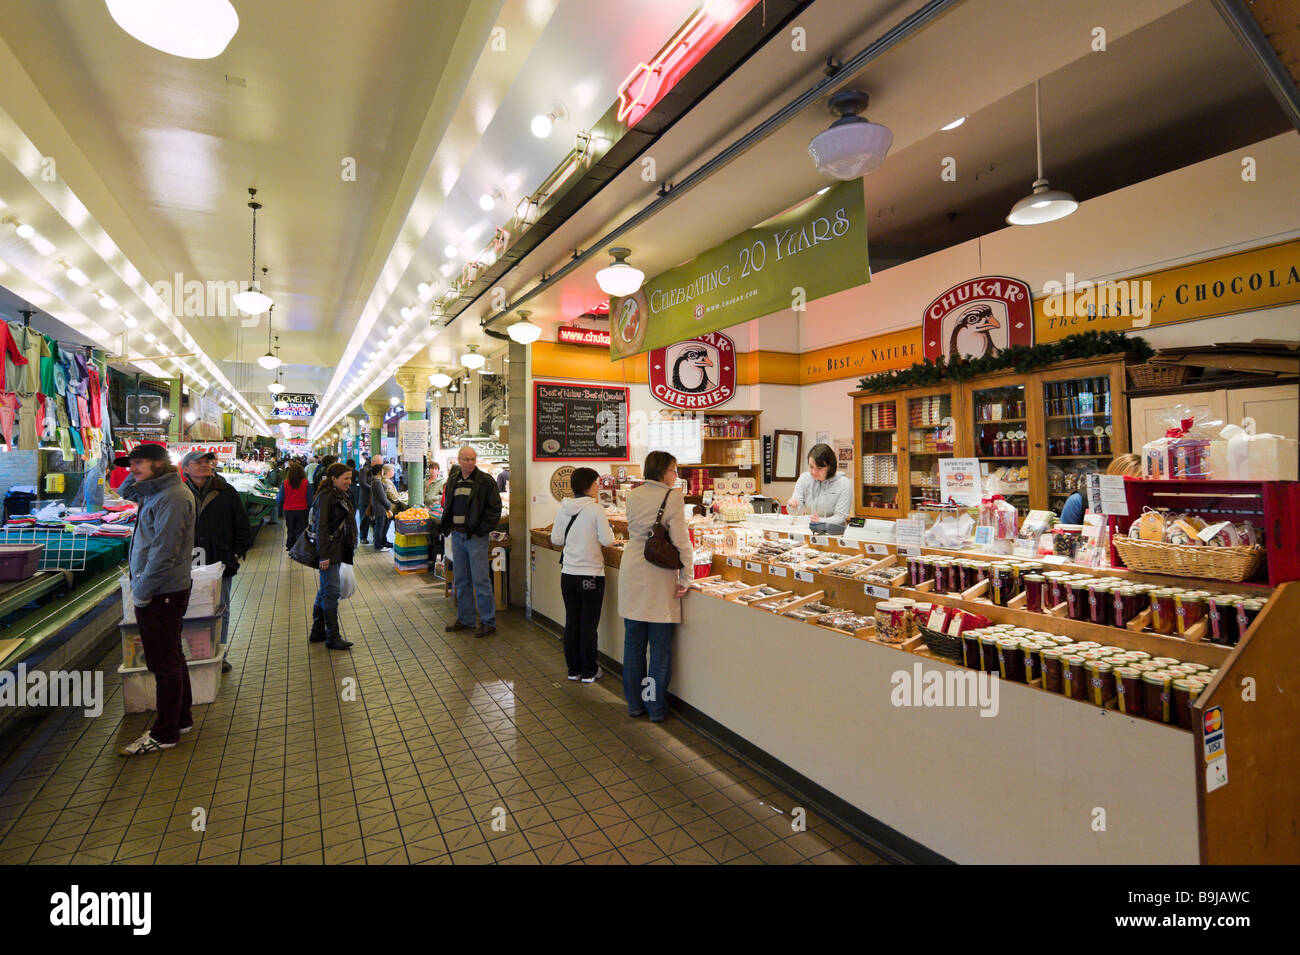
left=551, top=467, right=614, bottom=683
left=617, top=451, right=693, bottom=723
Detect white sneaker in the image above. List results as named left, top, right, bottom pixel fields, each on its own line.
left=119, top=732, right=175, bottom=756
left=566, top=674, right=581, bottom=682
left=581, top=667, right=602, bottom=684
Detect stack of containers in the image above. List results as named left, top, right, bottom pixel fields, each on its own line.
left=393, top=511, right=433, bottom=574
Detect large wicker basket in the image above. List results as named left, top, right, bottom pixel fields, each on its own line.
left=1113, top=537, right=1265, bottom=582
left=1126, top=362, right=1192, bottom=391
left=530, top=526, right=553, bottom=547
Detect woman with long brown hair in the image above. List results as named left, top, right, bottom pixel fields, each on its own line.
left=308, top=463, right=357, bottom=650
left=276, top=462, right=313, bottom=553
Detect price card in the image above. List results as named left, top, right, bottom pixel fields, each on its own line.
left=726, top=557, right=741, bottom=568
left=864, top=584, right=891, bottom=599
left=974, top=526, right=995, bottom=547
left=794, top=570, right=814, bottom=583
left=895, top=519, right=924, bottom=557
left=939, top=457, right=982, bottom=506
left=809, top=535, right=829, bottom=547
left=833, top=537, right=852, bottom=549
left=1098, top=475, right=1129, bottom=516
left=745, top=561, right=763, bottom=573
left=769, top=565, right=787, bottom=577
left=864, top=542, right=889, bottom=555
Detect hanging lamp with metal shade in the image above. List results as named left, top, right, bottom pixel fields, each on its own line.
left=233, top=188, right=275, bottom=314
left=506, top=309, right=542, bottom=345
left=595, top=247, right=645, bottom=297
left=1007, top=80, right=1078, bottom=226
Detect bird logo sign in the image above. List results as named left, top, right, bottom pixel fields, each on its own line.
left=648, top=332, right=736, bottom=410
left=922, top=276, right=1034, bottom=361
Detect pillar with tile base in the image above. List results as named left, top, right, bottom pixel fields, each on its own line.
left=507, top=341, right=526, bottom=607
left=363, top=399, right=387, bottom=468
left=394, top=372, right=426, bottom=508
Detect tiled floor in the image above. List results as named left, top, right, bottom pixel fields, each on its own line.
left=0, top=524, right=885, bottom=865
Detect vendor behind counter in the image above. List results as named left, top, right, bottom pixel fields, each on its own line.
left=1058, top=453, right=1141, bottom=523
left=786, top=442, right=852, bottom=536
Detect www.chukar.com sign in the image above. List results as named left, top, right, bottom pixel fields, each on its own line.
left=648, top=332, right=737, bottom=410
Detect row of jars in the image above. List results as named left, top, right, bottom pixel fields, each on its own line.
left=1021, top=572, right=1263, bottom=646
left=907, top=555, right=1046, bottom=604
left=963, top=625, right=1217, bottom=728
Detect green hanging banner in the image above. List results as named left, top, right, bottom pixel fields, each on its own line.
left=609, top=178, right=869, bottom=360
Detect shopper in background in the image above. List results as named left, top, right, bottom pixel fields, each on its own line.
left=496, top=464, right=510, bottom=495
left=314, top=455, right=338, bottom=493
left=369, top=463, right=393, bottom=551
left=786, top=442, right=853, bottom=536
left=438, top=447, right=502, bottom=638
left=552, top=467, right=613, bottom=683
left=116, top=444, right=195, bottom=755
left=1059, top=453, right=1142, bottom=523
left=182, top=450, right=252, bottom=674
left=619, top=451, right=693, bottom=723
left=379, top=463, right=406, bottom=514
left=277, top=462, right=314, bottom=554
left=309, top=462, right=357, bottom=650
left=358, top=453, right=382, bottom=544
left=424, top=461, right=445, bottom=503
left=346, top=459, right=360, bottom=515
left=305, top=455, right=320, bottom=486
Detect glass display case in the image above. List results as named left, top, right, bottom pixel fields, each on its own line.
left=905, top=389, right=955, bottom=509
left=1042, top=371, right=1116, bottom=512
left=858, top=398, right=900, bottom=516
left=971, top=380, right=1030, bottom=516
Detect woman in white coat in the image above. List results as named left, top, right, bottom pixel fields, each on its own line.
left=551, top=468, right=614, bottom=683
left=618, top=451, right=693, bottom=722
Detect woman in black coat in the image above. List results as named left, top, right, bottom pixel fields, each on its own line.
left=309, top=463, right=358, bottom=650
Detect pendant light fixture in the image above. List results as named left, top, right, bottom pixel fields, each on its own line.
left=233, top=188, right=274, bottom=314
left=257, top=307, right=281, bottom=370
left=105, top=0, right=239, bottom=59
left=429, top=369, right=452, bottom=389
left=460, top=343, right=486, bottom=370
left=807, top=90, right=893, bottom=180
left=1006, top=80, right=1078, bottom=226
left=506, top=309, right=542, bottom=345
left=595, top=247, right=645, bottom=297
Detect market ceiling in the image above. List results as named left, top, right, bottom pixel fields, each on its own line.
left=0, top=0, right=1291, bottom=438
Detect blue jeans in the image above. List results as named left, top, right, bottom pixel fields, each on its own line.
left=219, top=575, right=233, bottom=647
left=372, top=511, right=389, bottom=549
left=622, top=619, right=674, bottom=720
left=449, top=531, right=494, bottom=627
left=314, top=562, right=342, bottom=615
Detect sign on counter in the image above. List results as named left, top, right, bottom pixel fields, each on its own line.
left=726, top=557, right=741, bottom=568
left=745, top=561, right=763, bottom=573
left=895, top=519, right=925, bottom=557
left=938, top=458, right=982, bottom=506
left=865, top=584, right=891, bottom=599
left=769, top=565, right=787, bottom=577
left=794, top=570, right=814, bottom=583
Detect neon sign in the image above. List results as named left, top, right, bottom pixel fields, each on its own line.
left=616, top=0, right=760, bottom=128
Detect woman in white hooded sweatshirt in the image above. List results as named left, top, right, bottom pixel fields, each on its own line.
left=551, top=468, right=614, bottom=682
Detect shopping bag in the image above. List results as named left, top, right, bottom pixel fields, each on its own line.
left=339, top=563, right=356, bottom=600
left=288, top=527, right=319, bottom=567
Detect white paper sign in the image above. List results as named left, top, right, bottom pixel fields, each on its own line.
left=974, top=526, right=994, bottom=547
left=864, top=542, right=889, bottom=555
left=809, top=535, right=829, bottom=547
left=1098, top=475, right=1129, bottom=516
left=399, top=418, right=429, bottom=463
left=895, top=519, right=925, bottom=557
left=865, top=584, right=890, bottom=599
left=171, top=442, right=237, bottom=462
left=769, top=565, right=787, bottom=577
left=794, top=570, right=814, bottom=583
left=726, top=557, right=741, bottom=568
left=745, top=561, right=763, bottom=573
left=938, top=458, right=982, bottom=506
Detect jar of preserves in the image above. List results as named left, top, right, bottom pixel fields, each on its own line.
left=1142, top=671, right=1173, bottom=723
left=1062, top=654, right=1088, bottom=700
left=1086, top=660, right=1116, bottom=707
left=1066, top=580, right=1091, bottom=621
left=1021, top=642, right=1046, bottom=683
left=1174, top=591, right=1207, bottom=636
left=1207, top=594, right=1242, bottom=645
left=979, top=632, right=1002, bottom=673
left=1041, top=648, right=1065, bottom=693
left=1150, top=656, right=1181, bottom=668
left=945, top=561, right=962, bottom=595
left=874, top=602, right=911, bottom=645
left=1236, top=598, right=1265, bottom=637
left=961, top=628, right=983, bottom=669
left=997, top=637, right=1025, bottom=683
left=1022, top=573, right=1047, bottom=613
left=1171, top=679, right=1196, bottom=730
left=1149, top=589, right=1180, bottom=635
left=1114, top=667, right=1144, bottom=716
left=1088, top=582, right=1113, bottom=626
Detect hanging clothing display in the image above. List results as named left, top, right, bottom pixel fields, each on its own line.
left=0, top=323, right=28, bottom=392
left=39, top=335, right=57, bottom=398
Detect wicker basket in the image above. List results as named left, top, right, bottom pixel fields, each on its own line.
left=1113, top=537, right=1265, bottom=582
left=919, top=625, right=965, bottom=663
left=530, top=526, right=553, bottom=548
left=1126, top=362, right=1192, bottom=391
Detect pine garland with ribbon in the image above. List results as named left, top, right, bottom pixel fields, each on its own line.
left=856, top=330, right=1153, bottom=393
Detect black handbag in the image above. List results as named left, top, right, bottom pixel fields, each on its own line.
left=643, top=490, right=684, bottom=570
left=288, top=526, right=319, bottom=567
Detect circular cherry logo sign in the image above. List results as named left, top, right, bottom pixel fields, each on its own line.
left=648, top=332, right=736, bottom=410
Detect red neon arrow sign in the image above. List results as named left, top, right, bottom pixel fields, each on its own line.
left=616, top=0, right=760, bottom=128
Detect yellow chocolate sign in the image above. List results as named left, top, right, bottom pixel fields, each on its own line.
left=1034, top=238, right=1300, bottom=340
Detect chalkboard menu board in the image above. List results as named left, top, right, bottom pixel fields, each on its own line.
left=533, top=381, right=629, bottom=461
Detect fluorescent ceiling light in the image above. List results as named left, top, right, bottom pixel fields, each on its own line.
left=105, top=0, right=239, bottom=59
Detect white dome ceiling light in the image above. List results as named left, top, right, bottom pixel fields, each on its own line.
left=595, top=247, right=645, bottom=297
left=507, top=309, right=542, bottom=345
left=807, top=89, right=893, bottom=180
left=257, top=312, right=281, bottom=370
left=105, top=0, right=239, bottom=59
left=1007, top=80, right=1077, bottom=226
left=460, top=343, right=486, bottom=370
left=429, top=370, right=452, bottom=389
left=233, top=189, right=274, bottom=314
left=530, top=103, right=567, bottom=139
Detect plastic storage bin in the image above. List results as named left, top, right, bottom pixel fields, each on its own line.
left=120, top=563, right=225, bottom=624
left=0, top=544, right=44, bottom=581
left=118, top=654, right=223, bottom=714
left=393, top=532, right=429, bottom=549
left=394, top=518, right=432, bottom=536
left=120, top=613, right=223, bottom=669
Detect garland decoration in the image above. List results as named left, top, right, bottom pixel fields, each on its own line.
left=856, top=330, right=1153, bottom=393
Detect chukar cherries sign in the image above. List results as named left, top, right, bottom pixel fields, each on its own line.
left=649, top=332, right=736, bottom=409
left=922, top=277, right=1034, bottom=361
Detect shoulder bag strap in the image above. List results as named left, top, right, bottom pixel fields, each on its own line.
left=558, top=512, right=580, bottom=567
left=655, top=489, right=672, bottom=522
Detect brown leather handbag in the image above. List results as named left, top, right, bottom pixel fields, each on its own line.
left=644, top=490, right=684, bottom=570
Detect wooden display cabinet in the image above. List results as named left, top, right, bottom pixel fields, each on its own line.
left=850, top=355, right=1130, bottom=518
left=678, top=409, right=762, bottom=500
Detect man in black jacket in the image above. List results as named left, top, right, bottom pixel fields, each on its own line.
left=438, top=446, right=502, bottom=637
left=182, top=452, right=252, bottom=672
left=357, top=453, right=381, bottom=544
